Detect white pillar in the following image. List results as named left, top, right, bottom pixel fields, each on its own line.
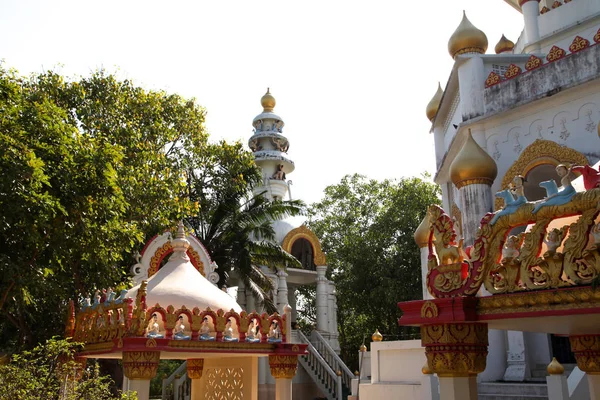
left=289, top=286, right=297, bottom=323
left=547, top=375, right=569, bottom=400
left=128, top=379, right=151, bottom=400
left=457, top=182, right=494, bottom=246
left=237, top=280, right=247, bottom=311
left=275, top=378, right=292, bottom=400
left=246, top=289, right=256, bottom=312
left=328, top=282, right=336, bottom=334
left=504, top=330, right=531, bottom=381
left=521, top=0, right=541, bottom=52
left=277, top=270, right=288, bottom=314
left=421, top=374, right=440, bottom=400
left=438, top=376, right=478, bottom=400
left=457, top=56, right=485, bottom=121
left=434, top=127, right=445, bottom=170
left=316, top=265, right=329, bottom=331
left=588, top=375, right=600, bottom=399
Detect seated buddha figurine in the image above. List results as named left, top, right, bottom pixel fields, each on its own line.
left=223, top=318, right=239, bottom=342
left=245, top=319, right=260, bottom=343
left=173, top=315, right=190, bottom=340
left=199, top=317, right=215, bottom=341
left=146, top=313, right=164, bottom=339
left=267, top=320, right=282, bottom=343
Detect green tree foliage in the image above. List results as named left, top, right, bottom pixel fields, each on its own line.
left=0, top=67, right=207, bottom=350
left=306, top=174, right=441, bottom=369
left=185, top=148, right=305, bottom=311
left=0, top=338, right=136, bottom=400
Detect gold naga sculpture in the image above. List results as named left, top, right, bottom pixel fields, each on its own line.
left=426, top=165, right=600, bottom=298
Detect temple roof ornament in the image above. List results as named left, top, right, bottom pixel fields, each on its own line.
left=449, top=129, right=498, bottom=188
left=494, top=34, right=515, bottom=54
left=448, top=11, right=488, bottom=59
left=261, top=88, right=276, bottom=112
left=426, top=83, right=444, bottom=122
left=414, top=214, right=431, bottom=248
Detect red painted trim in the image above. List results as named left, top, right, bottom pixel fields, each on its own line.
left=478, top=306, right=600, bottom=321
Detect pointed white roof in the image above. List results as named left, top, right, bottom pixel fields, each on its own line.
left=127, top=222, right=241, bottom=313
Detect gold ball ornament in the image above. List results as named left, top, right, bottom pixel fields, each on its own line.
left=425, top=83, right=444, bottom=122
left=448, top=11, right=488, bottom=59
left=449, top=129, right=498, bottom=188
left=372, top=329, right=383, bottom=342
left=261, top=88, right=276, bottom=112
left=494, top=34, right=515, bottom=54
left=547, top=357, right=565, bottom=375
left=422, top=361, right=433, bottom=375
left=359, top=344, right=367, bottom=352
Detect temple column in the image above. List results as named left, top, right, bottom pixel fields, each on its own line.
left=570, top=334, right=600, bottom=398
left=421, top=362, right=440, bottom=400
left=520, top=0, right=541, bottom=52
left=277, top=270, right=288, bottom=314
left=504, top=331, right=531, bottom=381
left=123, top=351, right=160, bottom=400
left=422, top=323, right=488, bottom=400
left=316, top=265, right=329, bottom=331
left=269, top=355, right=298, bottom=400
left=289, top=286, right=298, bottom=323
left=187, top=359, right=204, bottom=400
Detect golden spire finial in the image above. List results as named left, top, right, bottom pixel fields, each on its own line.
left=495, top=34, right=515, bottom=54
left=450, top=129, right=497, bottom=188
left=372, top=329, right=383, bottom=342
left=426, top=82, right=444, bottom=122
left=261, top=88, right=276, bottom=112
left=448, top=11, right=488, bottom=59
left=547, top=357, right=565, bottom=375
left=414, top=214, right=431, bottom=248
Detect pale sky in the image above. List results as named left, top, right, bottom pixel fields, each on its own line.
left=1, top=0, right=523, bottom=205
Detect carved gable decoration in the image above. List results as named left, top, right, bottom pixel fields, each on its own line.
left=485, top=71, right=502, bottom=88
left=595, top=29, right=600, bottom=44
left=282, top=225, right=326, bottom=266
left=495, top=140, right=588, bottom=210
left=504, top=64, right=522, bottom=80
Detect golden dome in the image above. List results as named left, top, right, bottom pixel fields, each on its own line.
left=422, top=361, right=433, bottom=375
left=448, top=11, right=488, bottom=59
left=547, top=357, right=565, bottom=375
left=426, top=83, right=444, bottom=122
left=494, top=34, right=515, bottom=54
left=359, top=344, right=367, bottom=352
left=414, top=214, right=431, bottom=248
left=450, top=129, right=497, bottom=188
left=372, top=329, right=383, bottom=342
left=261, top=88, right=276, bottom=112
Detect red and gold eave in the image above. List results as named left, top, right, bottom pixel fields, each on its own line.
left=398, top=285, right=600, bottom=335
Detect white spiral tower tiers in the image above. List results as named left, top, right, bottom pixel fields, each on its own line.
left=248, top=89, right=294, bottom=201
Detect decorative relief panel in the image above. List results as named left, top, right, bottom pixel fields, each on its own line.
left=205, top=367, right=244, bottom=400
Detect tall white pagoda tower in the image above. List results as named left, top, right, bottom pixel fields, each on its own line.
left=248, top=89, right=294, bottom=201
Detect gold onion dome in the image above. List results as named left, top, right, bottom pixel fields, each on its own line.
left=547, top=357, right=565, bottom=375
left=495, top=34, right=515, bottom=54
left=261, top=88, right=276, bottom=112
left=450, top=129, right=498, bottom=188
left=372, top=329, right=383, bottom=342
left=426, top=83, right=444, bottom=122
left=448, top=11, right=488, bottom=59
left=359, top=344, right=367, bottom=352
left=414, top=214, right=431, bottom=248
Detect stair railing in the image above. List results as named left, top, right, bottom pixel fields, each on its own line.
left=162, top=361, right=187, bottom=400
left=311, top=330, right=354, bottom=389
left=298, top=330, right=343, bottom=400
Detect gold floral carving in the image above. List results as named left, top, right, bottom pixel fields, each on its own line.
left=594, top=29, right=600, bottom=44
left=281, top=225, right=326, bottom=266
left=570, top=335, right=600, bottom=374
left=495, top=140, right=588, bottom=210
left=268, top=355, right=299, bottom=379
left=122, top=351, right=160, bottom=380
left=454, top=178, right=494, bottom=189
left=540, top=6, right=550, bottom=14
left=569, top=36, right=590, bottom=53
left=504, top=64, right=522, bottom=79
left=187, top=359, right=204, bottom=379
left=477, top=286, right=600, bottom=315
left=421, top=301, right=439, bottom=319
left=421, top=323, right=488, bottom=377
left=552, top=0, right=562, bottom=8
left=485, top=72, right=501, bottom=88
left=525, top=55, right=542, bottom=71
left=546, top=45, right=566, bottom=62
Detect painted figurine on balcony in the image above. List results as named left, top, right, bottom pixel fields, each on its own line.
left=174, top=315, right=190, bottom=340
left=146, top=313, right=164, bottom=339
left=267, top=320, right=282, bottom=343
left=224, top=318, right=239, bottom=342
left=245, top=319, right=260, bottom=343
left=199, top=317, right=214, bottom=341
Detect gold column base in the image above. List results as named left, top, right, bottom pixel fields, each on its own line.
left=123, top=351, right=160, bottom=380
left=187, top=358, right=204, bottom=379
left=268, top=355, right=298, bottom=379
left=570, top=335, right=600, bottom=375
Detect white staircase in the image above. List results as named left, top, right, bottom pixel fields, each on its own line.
left=296, top=330, right=354, bottom=400
left=161, top=361, right=190, bottom=400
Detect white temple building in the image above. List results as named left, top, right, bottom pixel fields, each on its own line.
left=355, top=0, right=600, bottom=399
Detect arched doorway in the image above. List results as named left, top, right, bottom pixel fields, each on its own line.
left=290, top=238, right=316, bottom=270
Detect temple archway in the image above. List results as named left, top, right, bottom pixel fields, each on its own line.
left=281, top=225, right=326, bottom=267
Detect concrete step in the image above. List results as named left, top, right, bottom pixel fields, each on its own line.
left=478, top=382, right=548, bottom=399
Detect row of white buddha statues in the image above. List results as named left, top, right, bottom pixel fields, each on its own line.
left=145, top=314, right=282, bottom=343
